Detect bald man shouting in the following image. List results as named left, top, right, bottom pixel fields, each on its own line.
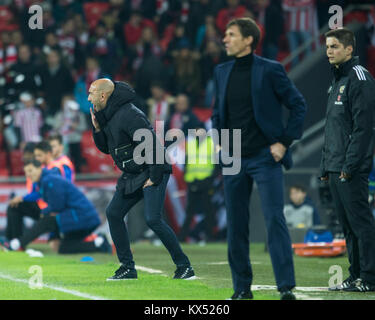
left=88, top=79, right=195, bottom=280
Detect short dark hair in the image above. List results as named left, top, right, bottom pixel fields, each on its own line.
left=289, top=184, right=306, bottom=193
left=23, top=159, right=42, bottom=168
left=35, top=141, right=52, bottom=153
left=48, top=134, right=63, bottom=145
left=226, top=17, right=261, bottom=51
left=23, top=142, right=37, bottom=154
left=325, top=27, right=356, bottom=52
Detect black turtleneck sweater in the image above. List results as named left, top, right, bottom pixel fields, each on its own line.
left=225, top=53, right=269, bottom=157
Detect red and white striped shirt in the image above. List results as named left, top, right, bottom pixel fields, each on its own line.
left=14, top=107, right=43, bottom=143
left=0, top=44, right=17, bottom=74
left=282, top=0, right=317, bottom=33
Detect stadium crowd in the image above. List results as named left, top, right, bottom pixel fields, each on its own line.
left=0, top=0, right=374, bottom=243
left=0, top=0, right=373, bottom=173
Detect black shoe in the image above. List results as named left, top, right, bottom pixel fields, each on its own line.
left=329, top=276, right=356, bottom=291
left=173, top=266, right=196, bottom=279
left=228, top=291, right=253, bottom=300
left=343, top=278, right=375, bottom=292
left=106, top=266, right=137, bottom=281
left=280, top=290, right=296, bottom=300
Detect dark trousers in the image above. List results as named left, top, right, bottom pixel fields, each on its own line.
left=19, top=215, right=98, bottom=254
left=179, top=176, right=216, bottom=241
left=6, top=201, right=41, bottom=240
left=328, top=172, right=375, bottom=284
left=106, top=173, right=190, bottom=269
left=223, top=147, right=295, bottom=292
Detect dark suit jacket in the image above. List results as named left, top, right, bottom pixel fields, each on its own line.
left=211, top=54, right=307, bottom=170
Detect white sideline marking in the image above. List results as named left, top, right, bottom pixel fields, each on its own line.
left=0, top=272, right=109, bottom=300
left=136, top=265, right=200, bottom=280
left=136, top=265, right=164, bottom=274
left=206, top=261, right=261, bottom=265
left=251, top=284, right=328, bottom=292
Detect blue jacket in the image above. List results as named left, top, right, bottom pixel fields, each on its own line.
left=39, top=169, right=100, bottom=234
left=211, top=54, right=306, bottom=169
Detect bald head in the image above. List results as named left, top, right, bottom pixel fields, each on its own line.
left=88, top=78, right=114, bottom=111
left=92, top=78, right=114, bottom=94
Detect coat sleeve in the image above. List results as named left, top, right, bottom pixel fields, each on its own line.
left=342, top=80, right=373, bottom=175
left=41, top=178, right=67, bottom=216
left=269, top=62, right=307, bottom=147
left=92, top=128, right=110, bottom=154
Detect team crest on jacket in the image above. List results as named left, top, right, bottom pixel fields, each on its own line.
left=339, top=85, right=345, bottom=93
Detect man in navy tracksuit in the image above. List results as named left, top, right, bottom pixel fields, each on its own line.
left=4, top=160, right=106, bottom=254
left=212, top=18, right=306, bottom=300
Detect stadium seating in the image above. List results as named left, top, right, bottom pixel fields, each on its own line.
left=80, top=130, right=120, bottom=174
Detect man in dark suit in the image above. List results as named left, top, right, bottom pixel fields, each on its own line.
left=211, top=18, right=306, bottom=300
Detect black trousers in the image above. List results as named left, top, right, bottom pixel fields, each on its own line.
left=18, top=215, right=98, bottom=254
left=329, top=172, right=375, bottom=284
left=178, top=177, right=216, bottom=241
left=106, top=173, right=190, bottom=269
left=6, top=201, right=41, bottom=240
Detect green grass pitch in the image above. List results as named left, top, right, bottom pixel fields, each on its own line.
left=0, top=242, right=374, bottom=300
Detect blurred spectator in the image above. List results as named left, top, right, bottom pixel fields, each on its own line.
left=13, top=92, right=43, bottom=148
left=51, top=96, right=86, bottom=173
left=200, top=40, right=226, bottom=108
left=366, top=5, right=375, bottom=77
left=42, top=31, right=62, bottom=57
left=172, top=40, right=201, bottom=102
left=87, top=21, right=120, bottom=77
left=56, top=18, right=77, bottom=67
left=133, top=27, right=169, bottom=99
left=262, top=0, right=284, bottom=60
left=123, top=10, right=157, bottom=47
left=195, top=14, right=221, bottom=51
left=74, top=56, right=109, bottom=121
left=39, top=49, right=75, bottom=117
left=166, top=93, right=203, bottom=136
left=179, top=127, right=216, bottom=243
left=282, top=0, right=318, bottom=67
left=7, top=44, right=41, bottom=95
left=188, top=0, right=225, bottom=43
left=216, top=0, right=247, bottom=35
left=0, top=31, right=17, bottom=75
left=284, top=184, right=321, bottom=229
left=165, top=23, right=190, bottom=63
left=11, top=30, right=24, bottom=49
left=130, top=26, right=163, bottom=73
left=73, top=13, right=90, bottom=49
left=146, top=81, right=175, bottom=129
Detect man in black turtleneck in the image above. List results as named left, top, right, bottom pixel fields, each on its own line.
left=225, top=52, right=269, bottom=157
left=321, top=28, right=375, bottom=293
left=211, top=18, right=306, bottom=300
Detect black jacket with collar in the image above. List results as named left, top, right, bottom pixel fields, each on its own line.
left=320, top=56, right=375, bottom=177
left=92, top=81, right=172, bottom=186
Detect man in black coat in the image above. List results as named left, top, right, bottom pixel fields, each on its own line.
left=321, top=28, right=375, bottom=292
left=88, top=78, right=194, bottom=280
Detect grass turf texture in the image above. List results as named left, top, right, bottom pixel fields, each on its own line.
left=0, top=242, right=374, bottom=300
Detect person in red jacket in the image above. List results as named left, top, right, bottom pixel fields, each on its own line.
left=216, top=0, right=247, bottom=34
